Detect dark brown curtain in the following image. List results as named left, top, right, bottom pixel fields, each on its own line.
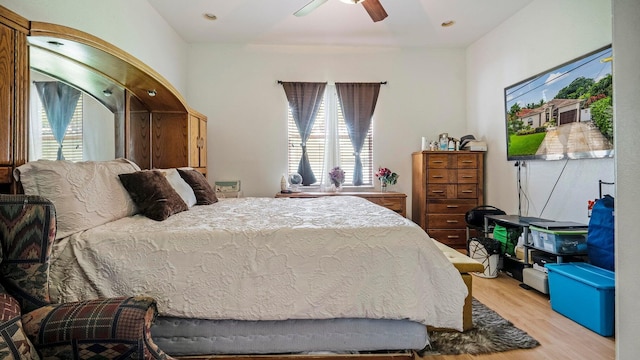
left=281, top=82, right=327, bottom=185
left=335, top=83, right=380, bottom=186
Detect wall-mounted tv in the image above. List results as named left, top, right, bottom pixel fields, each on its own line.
left=504, top=45, right=613, bottom=161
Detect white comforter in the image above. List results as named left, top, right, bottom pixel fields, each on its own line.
left=49, top=196, right=468, bottom=330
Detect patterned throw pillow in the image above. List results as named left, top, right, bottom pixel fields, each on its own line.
left=119, top=170, right=188, bottom=221
left=0, top=286, right=39, bottom=359
left=177, top=169, right=218, bottom=205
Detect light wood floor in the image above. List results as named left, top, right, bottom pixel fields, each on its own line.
left=422, top=273, right=616, bottom=360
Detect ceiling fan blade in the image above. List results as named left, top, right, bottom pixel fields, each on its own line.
left=294, top=0, right=329, bottom=17
left=362, top=0, right=388, bottom=22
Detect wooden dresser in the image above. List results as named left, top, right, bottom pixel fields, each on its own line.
left=275, top=191, right=407, bottom=218
left=411, top=151, right=484, bottom=248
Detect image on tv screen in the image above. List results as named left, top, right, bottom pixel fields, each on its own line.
left=504, top=45, right=613, bottom=161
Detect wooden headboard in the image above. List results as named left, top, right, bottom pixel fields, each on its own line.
left=0, top=5, right=207, bottom=194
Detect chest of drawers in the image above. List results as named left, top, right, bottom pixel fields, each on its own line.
left=411, top=151, right=484, bottom=248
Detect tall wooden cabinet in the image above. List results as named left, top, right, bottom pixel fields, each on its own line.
left=412, top=151, right=484, bottom=248
left=151, top=111, right=207, bottom=176
left=188, top=111, right=207, bottom=174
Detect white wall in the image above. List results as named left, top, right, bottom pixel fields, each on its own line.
left=466, top=0, right=613, bottom=225
left=469, top=1, right=640, bottom=359
left=187, top=44, right=467, bottom=205
left=612, top=1, right=640, bottom=358
left=2, top=0, right=189, bottom=95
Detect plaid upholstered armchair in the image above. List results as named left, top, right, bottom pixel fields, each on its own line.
left=0, top=195, right=174, bottom=360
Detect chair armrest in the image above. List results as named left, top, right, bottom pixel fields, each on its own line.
left=22, top=296, right=174, bottom=359
left=0, top=194, right=57, bottom=312
left=0, top=290, right=39, bottom=359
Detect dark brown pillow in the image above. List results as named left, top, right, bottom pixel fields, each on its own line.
left=118, top=170, right=188, bottom=221
left=177, top=169, right=218, bottom=205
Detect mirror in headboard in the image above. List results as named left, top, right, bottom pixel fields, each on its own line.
left=28, top=69, right=120, bottom=163
left=0, top=5, right=207, bottom=193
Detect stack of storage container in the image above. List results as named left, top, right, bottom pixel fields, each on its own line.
left=530, top=221, right=615, bottom=337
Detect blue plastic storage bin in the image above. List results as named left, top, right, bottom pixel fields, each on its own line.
left=546, top=263, right=615, bottom=336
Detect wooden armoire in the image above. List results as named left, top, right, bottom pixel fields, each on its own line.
left=412, top=151, right=485, bottom=248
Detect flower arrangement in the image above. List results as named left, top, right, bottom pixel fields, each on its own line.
left=375, top=167, right=399, bottom=185
left=329, top=166, right=345, bottom=187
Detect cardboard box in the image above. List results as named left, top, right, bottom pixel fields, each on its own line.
left=515, top=246, right=535, bottom=264
left=547, top=263, right=615, bottom=336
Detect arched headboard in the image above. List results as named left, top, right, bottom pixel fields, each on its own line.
left=0, top=5, right=207, bottom=193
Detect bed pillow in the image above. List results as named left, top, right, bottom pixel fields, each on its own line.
left=159, top=169, right=197, bottom=208
left=118, top=170, right=188, bottom=221
left=14, top=159, right=140, bottom=239
left=177, top=169, right=218, bottom=205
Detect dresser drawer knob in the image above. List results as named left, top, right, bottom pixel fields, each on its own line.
left=447, top=235, right=460, bottom=239
left=446, top=220, right=458, bottom=223
left=432, top=175, right=444, bottom=179
left=446, top=205, right=458, bottom=208
left=462, top=190, right=473, bottom=193
left=431, top=190, right=444, bottom=193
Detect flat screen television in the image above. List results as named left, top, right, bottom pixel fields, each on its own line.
left=504, top=45, right=613, bottom=161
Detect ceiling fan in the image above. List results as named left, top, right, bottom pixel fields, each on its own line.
left=294, top=0, right=388, bottom=22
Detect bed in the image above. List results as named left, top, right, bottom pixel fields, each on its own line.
left=14, top=159, right=469, bottom=358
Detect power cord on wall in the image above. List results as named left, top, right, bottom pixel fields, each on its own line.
left=515, top=161, right=523, bottom=216
left=521, top=169, right=532, bottom=215
left=539, top=158, right=570, bottom=217
left=515, top=161, right=532, bottom=216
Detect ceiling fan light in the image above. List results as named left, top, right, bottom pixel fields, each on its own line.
left=339, top=0, right=365, bottom=4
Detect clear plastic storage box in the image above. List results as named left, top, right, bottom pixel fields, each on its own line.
left=529, top=226, right=587, bottom=254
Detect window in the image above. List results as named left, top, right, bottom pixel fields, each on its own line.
left=287, top=86, right=373, bottom=186
left=39, top=94, right=83, bottom=161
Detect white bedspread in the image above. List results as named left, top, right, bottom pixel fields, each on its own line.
left=49, top=196, right=468, bottom=330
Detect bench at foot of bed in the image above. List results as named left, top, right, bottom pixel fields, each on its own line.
left=431, top=239, right=485, bottom=332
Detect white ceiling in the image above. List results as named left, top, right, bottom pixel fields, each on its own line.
left=147, top=0, right=534, bottom=47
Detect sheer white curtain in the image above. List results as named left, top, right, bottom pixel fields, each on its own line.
left=321, top=84, right=340, bottom=188
left=34, top=81, right=81, bottom=160
left=28, top=82, right=43, bottom=161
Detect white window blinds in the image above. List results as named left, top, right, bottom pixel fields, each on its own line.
left=40, top=94, right=83, bottom=161
left=288, top=87, right=372, bottom=186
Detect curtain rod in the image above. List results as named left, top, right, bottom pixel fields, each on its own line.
left=277, top=81, right=387, bottom=85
